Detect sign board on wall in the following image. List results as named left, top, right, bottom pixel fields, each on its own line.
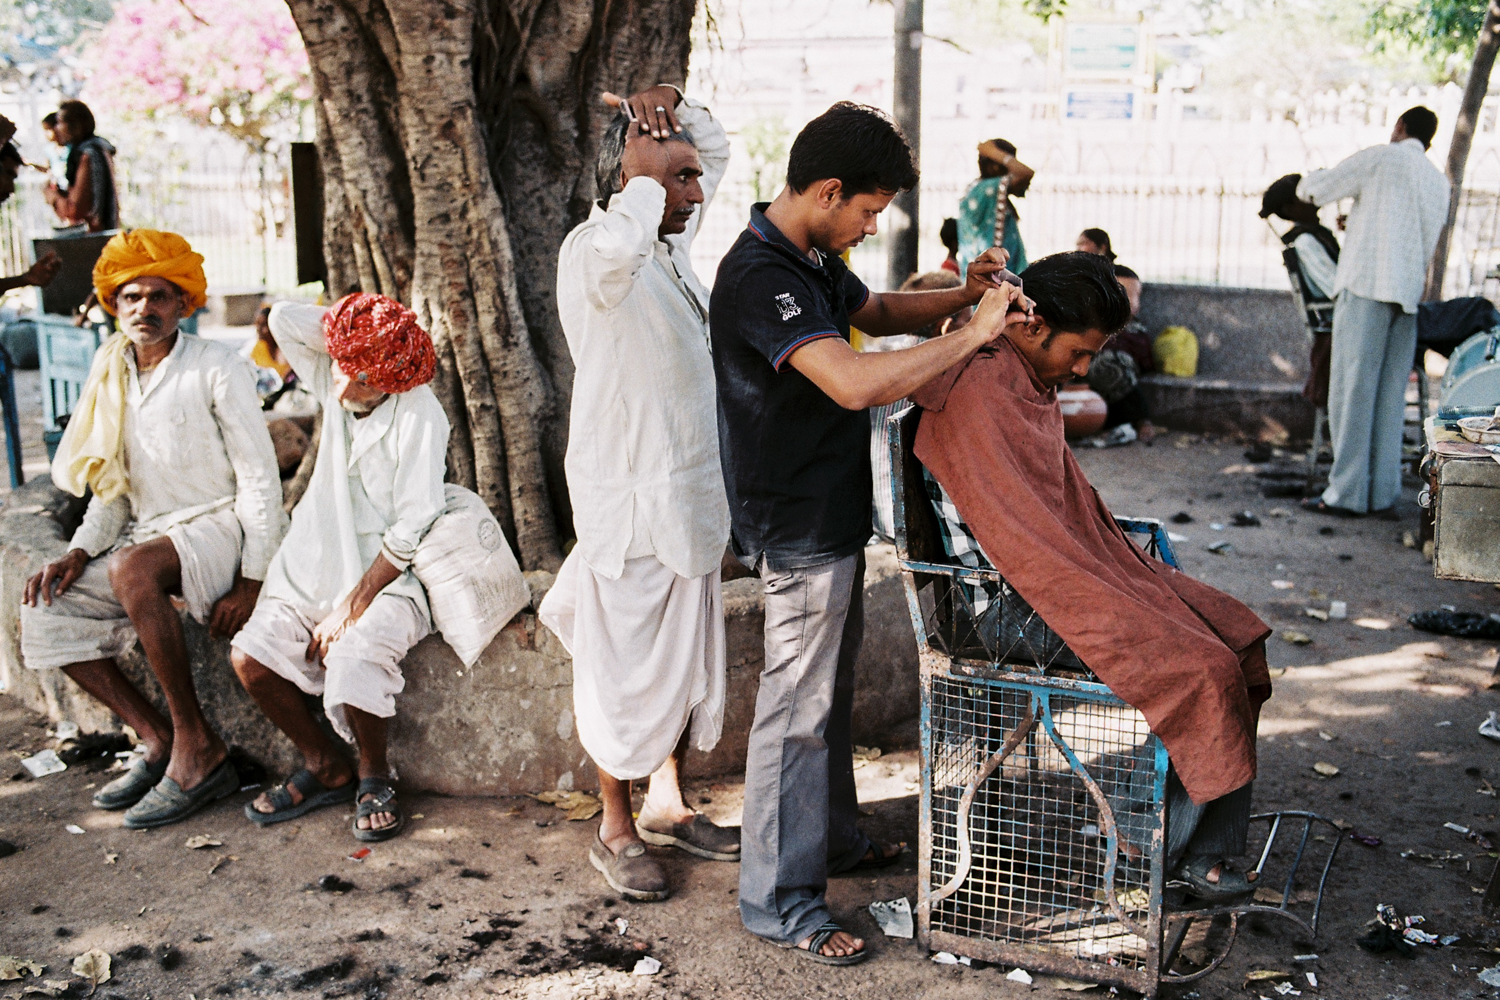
left=1064, top=88, right=1139, bottom=121
left=1064, top=22, right=1142, bottom=77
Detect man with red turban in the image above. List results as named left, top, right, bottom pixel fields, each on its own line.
left=21, top=229, right=287, bottom=829
left=228, top=293, right=448, bottom=841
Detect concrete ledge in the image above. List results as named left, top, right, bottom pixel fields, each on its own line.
left=0, top=479, right=919, bottom=794
left=206, top=288, right=267, bottom=327
left=1141, top=374, right=1314, bottom=442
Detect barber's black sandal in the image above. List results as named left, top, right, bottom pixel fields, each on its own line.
left=1168, top=854, right=1256, bottom=902
left=790, top=921, right=870, bottom=966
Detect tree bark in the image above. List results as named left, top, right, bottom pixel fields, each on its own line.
left=284, top=0, right=696, bottom=571
left=1425, top=0, right=1500, bottom=302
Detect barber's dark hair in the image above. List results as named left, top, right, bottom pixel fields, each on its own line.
left=988, top=137, right=1018, bottom=157
left=594, top=110, right=695, bottom=208
left=0, top=143, right=21, bottom=167
left=940, top=217, right=958, bottom=254
left=1020, top=251, right=1132, bottom=337
left=1080, top=227, right=1115, bottom=261
left=786, top=102, right=918, bottom=197
left=56, top=100, right=95, bottom=137
left=41, top=112, right=57, bottom=128
left=1398, top=106, right=1438, bottom=149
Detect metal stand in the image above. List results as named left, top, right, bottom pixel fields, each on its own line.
left=0, top=343, right=22, bottom=488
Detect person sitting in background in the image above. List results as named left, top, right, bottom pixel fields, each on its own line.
left=1259, top=174, right=1341, bottom=411
left=914, top=251, right=1271, bottom=901
left=868, top=270, right=972, bottom=538
left=44, top=100, right=118, bottom=232
left=0, top=143, right=61, bottom=293
left=939, top=217, right=960, bottom=274
left=958, top=138, right=1033, bottom=273
left=1075, top=229, right=1155, bottom=444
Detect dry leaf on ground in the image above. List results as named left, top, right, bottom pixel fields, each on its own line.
left=1313, top=762, right=1340, bottom=777
left=534, top=790, right=602, bottom=820
left=0, top=957, right=44, bottom=980
left=71, top=949, right=110, bottom=986
left=1244, top=969, right=1290, bottom=985
left=184, top=835, right=222, bottom=850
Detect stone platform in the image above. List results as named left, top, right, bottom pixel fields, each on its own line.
left=0, top=479, right=919, bottom=795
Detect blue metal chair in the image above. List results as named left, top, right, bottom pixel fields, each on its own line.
left=886, top=406, right=1339, bottom=996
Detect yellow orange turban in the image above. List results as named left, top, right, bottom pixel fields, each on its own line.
left=92, top=229, right=207, bottom=318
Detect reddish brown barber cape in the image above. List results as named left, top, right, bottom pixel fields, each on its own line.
left=912, top=337, right=1271, bottom=805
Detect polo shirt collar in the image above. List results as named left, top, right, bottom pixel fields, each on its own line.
left=748, top=203, right=831, bottom=272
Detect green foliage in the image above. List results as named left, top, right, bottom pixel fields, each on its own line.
left=1370, top=0, right=1489, bottom=68
left=742, top=116, right=789, bottom=202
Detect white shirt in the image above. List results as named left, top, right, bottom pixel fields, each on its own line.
left=556, top=98, right=731, bottom=581
left=1293, top=233, right=1338, bottom=301
left=70, top=333, right=287, bottom=578
left=1297, top=138, right=1449, bottom=313
left=261, top=303, right=449, bottom=622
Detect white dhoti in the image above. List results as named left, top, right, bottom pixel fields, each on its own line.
left=20, top=506, right=244, bottom=671
left=229, top=593, right=429, bottom=743
left=539, top=551, right=726, bottom=781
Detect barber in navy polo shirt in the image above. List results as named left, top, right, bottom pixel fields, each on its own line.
left=710, top=101, right=1027, bottom=966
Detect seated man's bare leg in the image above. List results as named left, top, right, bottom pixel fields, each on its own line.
left=107, top=538, right=225, bottom=790
left=231, top=650, right=355, bottom=813
left=346, top=707, right=396, bottom=834
left=61, top=657, right=173, bottom=765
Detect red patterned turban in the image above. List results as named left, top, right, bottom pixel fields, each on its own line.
left=322, top=293, right=437, bottom=394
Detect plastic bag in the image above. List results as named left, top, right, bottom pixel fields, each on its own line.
left=1153, top=325, right=1199, bottom=377
left=412, top=485, right=530, bottom=666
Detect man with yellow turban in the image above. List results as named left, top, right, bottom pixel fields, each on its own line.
left=21, top=230, right=287, bottom=829
left=228, top=294, right=448, bottom=841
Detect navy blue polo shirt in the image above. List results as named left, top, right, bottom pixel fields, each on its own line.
left=710, top=204, right=873, bottom=570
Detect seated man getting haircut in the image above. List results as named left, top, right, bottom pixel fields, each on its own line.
left=912, top=251, right=1273, bottom=899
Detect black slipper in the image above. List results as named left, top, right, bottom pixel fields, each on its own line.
left=244, top=769, right=356, bottom=827
left=352, top=776, right=404, bottom=842
left=833, top=841, right=906, bottom=875
left=1300, top=498, right=1363, bottom=518
left=1168, top=854, right=1255, bottom=902
left=788, top=921, right=869, bottom=966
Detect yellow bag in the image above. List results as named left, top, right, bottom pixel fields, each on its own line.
left=1153, top=325, right=1199, bottom=377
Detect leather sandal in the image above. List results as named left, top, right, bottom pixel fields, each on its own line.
left=636, top=811, right=741, bottom=861
left=589, top=830, right=669, bottom=901
left=246, top=769, right=356, bottom=827
left=791, top=921, right=869, bottom=966
left=352, top=776, right=404, bottom=842
left=93, top=756, right=167, bottom=811
left=123, top=758, right=238, bottom=829
left=1168, top=854, right=1256, bottom=902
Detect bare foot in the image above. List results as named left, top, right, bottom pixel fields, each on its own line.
left=638, top=799, right=696, bottom=828
left=799, top=929, right=864, bottom=958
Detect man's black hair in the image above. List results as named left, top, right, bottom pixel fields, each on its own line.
left=1398, top=106, right=1438, bottom=149
left=0, top=143, right=22, bottom=166
left=57, top=100, right=95, bottom=137
left=1259, top=173, right=1304, bottom=219
left=786, top=102, right=918, bottom=197
left=1112, top=264, right=1139, bottom=281
left=940, top=217, right=958, bottom=254
left=41, top=112, right=57, bottom=128
left=1080, top=227, right=1115, bottom=261
left=1020, top=251, right=1131, bottom=337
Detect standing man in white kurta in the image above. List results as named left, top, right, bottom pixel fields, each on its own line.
left=229, top=294, right=448, bottom=842
left=1296, top=106, right=1449, bottom=516
left=21, top=230, right=286, bottom=830
left=539, top=85, right=738, bottom=901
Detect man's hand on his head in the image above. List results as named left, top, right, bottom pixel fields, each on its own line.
left=603, top=85, right=682, bottom=139
left=619, top=127, right=676, bottom=188
left=963, top=246, right=1018, bottom=303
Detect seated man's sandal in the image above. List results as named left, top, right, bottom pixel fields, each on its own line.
left=246, top=769, right=356, bottom=826
left=352, top=777, right=405, bottom=842
left=93, top=756, right=168, bottom=810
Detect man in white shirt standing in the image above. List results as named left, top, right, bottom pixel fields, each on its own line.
left=229, top=294, right=448, bottom=842
left=539, top=84, right=739, bottom=901
left=21, top=230, right=286, bottom=829
left=1296, top=106, right=1450, bottom=516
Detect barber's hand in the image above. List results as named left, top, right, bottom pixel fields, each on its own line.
left=208, top=574, right=261, bottom=640
left=24, top=251, right=61, bottom=288
left=23, top=549, right=90, bottom=607
left=603, top=85, right=682, bottom=139
left=964, top=246, right=1017, bottom=302
left=967, top=284, right=1032, bottom=346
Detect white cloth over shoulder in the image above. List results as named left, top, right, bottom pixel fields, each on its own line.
left=67, top=332, right=286, bottom=578
left=1297, top=138, right=1449, bottom=313
left=539, top=551, right=726, bottom=780
left=261, top=302, right=449, bottom=623
left=1292, top=232, right=1338, bottom=301
left=556, top=96, right=731, bottom=581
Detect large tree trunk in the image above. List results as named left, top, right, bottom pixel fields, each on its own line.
left=285, top=0, right=696, bottom=570
left=1425, top=0, right=1500, bottom=302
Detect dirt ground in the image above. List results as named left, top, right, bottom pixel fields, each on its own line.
left=4, top=433, right=1500, bottom=1000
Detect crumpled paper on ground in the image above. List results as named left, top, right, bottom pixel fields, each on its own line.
left=868, top=897, right=913, bottom=939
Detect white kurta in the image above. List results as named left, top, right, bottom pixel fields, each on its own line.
left=260, top=303, right=449, bottom=623
left=1297, top=138, right=1449, bottom=313
left=542, top=96, right=731, bottom=779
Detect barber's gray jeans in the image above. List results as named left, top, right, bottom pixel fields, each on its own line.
left=1323, top=291, right=1417, bottom=514
left=739, top=552, right=872, bottom=945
